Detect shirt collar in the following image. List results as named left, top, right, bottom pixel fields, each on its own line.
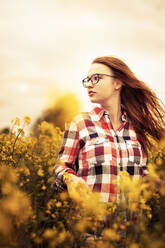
left=90, top=105, right=128, bottom=122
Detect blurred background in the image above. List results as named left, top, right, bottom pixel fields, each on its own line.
left=0, top=0, right=165, bottom=130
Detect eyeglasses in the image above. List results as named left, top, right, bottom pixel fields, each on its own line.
left=82, top=73, right=116, bottom=88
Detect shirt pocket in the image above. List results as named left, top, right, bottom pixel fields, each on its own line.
left=125, top=140, right=142, bottom=165
left=84, top=136, right=112, bottom=164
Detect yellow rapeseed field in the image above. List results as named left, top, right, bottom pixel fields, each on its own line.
left=0, top=114, right=165, bottom=248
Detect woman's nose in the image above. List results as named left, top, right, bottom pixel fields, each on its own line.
left=86, top=81, right=94, bottom=88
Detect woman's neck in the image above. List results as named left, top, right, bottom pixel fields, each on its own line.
left=101, top=99, right=122, bottom=124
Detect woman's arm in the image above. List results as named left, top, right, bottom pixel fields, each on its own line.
left=53, top=119, right=89, bottom=192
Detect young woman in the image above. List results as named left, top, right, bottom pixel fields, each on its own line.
left=53, top=56, right=165, bottom=202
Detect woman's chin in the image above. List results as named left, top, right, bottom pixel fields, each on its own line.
left=90, top=98, right=100, bottom=104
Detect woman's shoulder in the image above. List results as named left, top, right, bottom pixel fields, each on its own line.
left=73, top=106, right=103, bottom=124
left=64, top=112, right=92, bottom=131
left=73, top=111, right=92, bottom=123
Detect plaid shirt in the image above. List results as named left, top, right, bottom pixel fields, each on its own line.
left=53, top=106, right=148, bottom=202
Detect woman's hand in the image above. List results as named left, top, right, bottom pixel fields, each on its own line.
left=63, top=173, right=91, bottom=203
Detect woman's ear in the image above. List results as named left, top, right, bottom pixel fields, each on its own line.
left=114, top=79, right=123, bottom=90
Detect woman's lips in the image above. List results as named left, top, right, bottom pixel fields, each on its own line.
left=88, top=91, right=96, bottom=96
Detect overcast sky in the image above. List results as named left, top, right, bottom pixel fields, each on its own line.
left=0, top=0, right=165, bottom=128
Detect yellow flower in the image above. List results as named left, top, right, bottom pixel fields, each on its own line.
left=60, top=191, right=68, bottom=201
left=31, top=232, right=36, bottom=239
left=24, top=116, right=31, bottom=125
left=1, top=190, right=32, bottom=222
left=75, top=221, right=87, bottom=232
left=34, top=237, right=42, bottom=244
left=63, top=172, right=72, bottom=184
left=156, top=157, right=163, bottom=166
left=41, top=185, right=46, bottom=190
left=15, top=117, right=21, bottom=126
left=148, top=163, right=159, bottom=180
left=23, top=167, right=30, bottom=176
left=103, top=228, right=120, bottom=241
left=37, top=168, right=44, bottom=177
left=1, top=182, right=13, bottom=194
left=19, top=182, right=24, bottom=187
left=43, top=228, right=56, bottom=239
left=56, top=201, right=62, bottom=208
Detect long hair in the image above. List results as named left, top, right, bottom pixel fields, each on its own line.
left=92, top=56, right=165, bottom=154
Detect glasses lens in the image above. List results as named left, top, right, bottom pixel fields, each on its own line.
left=83, top=78, right=89, bottom=83
left=82, top=77, right=89, bottom=87
left=82, top=74, right=100, bottom=87
left=91, top=74, right=100, bottom=84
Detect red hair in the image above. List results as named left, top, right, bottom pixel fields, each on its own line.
left=92, top=56, right=165, bottom=154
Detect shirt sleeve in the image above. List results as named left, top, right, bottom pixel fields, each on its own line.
left=53, top=120, right=80, bottom=186
left=140, top=151, right=149, bottom=177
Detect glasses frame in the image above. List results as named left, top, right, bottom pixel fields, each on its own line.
left=82, top=73, right=116, bottom=88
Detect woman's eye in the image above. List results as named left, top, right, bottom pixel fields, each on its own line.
left=93, top=76, right=99, bottom=81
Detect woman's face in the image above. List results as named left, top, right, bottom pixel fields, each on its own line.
left=86, top=63, right=121, bottom=105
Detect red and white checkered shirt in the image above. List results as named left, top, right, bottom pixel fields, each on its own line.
left=53, top=106, right=148, bottom=202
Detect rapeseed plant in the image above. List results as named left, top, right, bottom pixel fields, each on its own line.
left=0, top=114, right=165, bottom=247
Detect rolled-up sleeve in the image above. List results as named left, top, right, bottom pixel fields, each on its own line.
left=53, top=121, right=80, bottom=186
